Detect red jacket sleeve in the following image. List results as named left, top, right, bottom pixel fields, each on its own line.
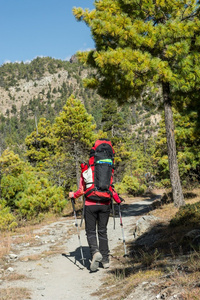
left=112, top=187, right=121, bottom=204
left=73, top=175, right=85, bottom=199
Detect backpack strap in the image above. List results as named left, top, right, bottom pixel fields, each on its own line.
left=85, top=188, right=96, bottom=198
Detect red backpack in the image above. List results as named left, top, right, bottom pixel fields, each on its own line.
left=81, top=139, right=115, bottom=201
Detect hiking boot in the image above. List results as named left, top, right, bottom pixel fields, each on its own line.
left=90, top=252, right=102, bottom=272
left=102, top=261, right=110, bottom=269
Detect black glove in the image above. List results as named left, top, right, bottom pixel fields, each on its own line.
left=119, top=196, right=125, bottom=204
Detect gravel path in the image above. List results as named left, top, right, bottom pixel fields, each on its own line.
left=0, top=196, right=158, bottom=300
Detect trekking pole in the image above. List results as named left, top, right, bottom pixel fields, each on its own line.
left=80, top=195, right=85, bottom=227
left=118, top=204, right=129, bottom=257
left=111, top=197, right=115, bottom=230
left=71, top=198, right=86, bottom=266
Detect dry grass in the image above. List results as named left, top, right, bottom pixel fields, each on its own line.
left=152, top=188, right=200, bottom=219
left=0, top=287, right=31, bottom=300
left=20, top=244, right=65, bottom=262
left=0, top=210, right=70, bottom=262
left=93, top=188, right=200, bottom=300
left=42, top=245, right=65, bottom=257
left=0, top=226, right=38, bottom=261
left=184, top=289, right=200, bottom=300
left=0, top=234, right=12, bottom=259
left=93, top=262, right=163, bottom=300
left=1, top=273, right=29, bottom=281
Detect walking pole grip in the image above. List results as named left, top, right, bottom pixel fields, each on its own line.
left=71, top=197, right=75, bottom=211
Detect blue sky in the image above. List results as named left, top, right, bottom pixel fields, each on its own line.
left=0, top=0, right=95, bottom=66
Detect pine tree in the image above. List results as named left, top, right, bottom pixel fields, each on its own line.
left=102, top=99, right=125, bottom=141
left=0, top=149, right=66, bottom=220
left=53, top=95, right=96, bottom=187
left=154, top=108, right=200, bottom=186
left=73, top=0, right=200, bottom=206
left=25, top=118, right=57, bottom=165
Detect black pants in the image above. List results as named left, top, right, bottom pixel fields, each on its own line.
left=85, top=204, right=110, bottom=262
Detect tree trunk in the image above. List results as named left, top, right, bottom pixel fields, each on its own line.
left=0, top=168, right=1, bottom=200
left=162, top=82, right=185, bottom=207
left=74, top=141, right=83, bottom=202
left=74, top=141, right=80, bottom=188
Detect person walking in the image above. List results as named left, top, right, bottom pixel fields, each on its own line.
left=69, top=139, right=122, bottom=272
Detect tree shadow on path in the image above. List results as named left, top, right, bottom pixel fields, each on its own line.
left=62, top=246, right=91, bottom=270
left=114, top=195, right=162, bottom=217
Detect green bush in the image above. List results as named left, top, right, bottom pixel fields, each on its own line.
left=115, top=175, right=146, bottom=195
left=159, top=179, right=171, bottom=187
left=144, top=119, right=151, bottom=126
left=1, top=174, right=28, bottom=208
left=0, top=202, right=18, bottom=231
left=170, top=201, right=200, bottom=227
left=1, top=150, right=67, bottom=221
left=15, top=178, right=67, bottom=220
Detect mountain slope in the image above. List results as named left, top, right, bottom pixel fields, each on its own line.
left=0, top=56, right=161, bottom=155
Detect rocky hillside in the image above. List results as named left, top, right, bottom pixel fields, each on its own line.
left=0, top=69, right=74, bottom=115
left=0, top=57, right=93, bottom=117
left=0, top=56, right=161, bottom=153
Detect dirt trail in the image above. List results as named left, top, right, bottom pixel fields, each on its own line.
left=0, top=195, right=160, bottom=300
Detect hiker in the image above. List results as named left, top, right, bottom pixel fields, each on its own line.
left=69, top=139, right=122, bottom=272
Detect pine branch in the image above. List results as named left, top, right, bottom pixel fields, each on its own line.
left=181, top=7, right=200, bottom=21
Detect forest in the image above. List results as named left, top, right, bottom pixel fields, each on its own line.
left=0, top=0, right=200, bottom=231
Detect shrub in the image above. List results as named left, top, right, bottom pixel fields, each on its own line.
left=1, top=174, right=28, bottom=208
left=115, top=175, right=146, bottom=195
left=1, top=150, right=67, bottom=221
left=144, top=119, right=151, bottom=126
left=0, top=202, right=18, bottom=231
left=170, top=201, right=200, bottom=227
left=159, top=179, right=171, bottom=187
left=15, top=179, right=67, bottom=220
